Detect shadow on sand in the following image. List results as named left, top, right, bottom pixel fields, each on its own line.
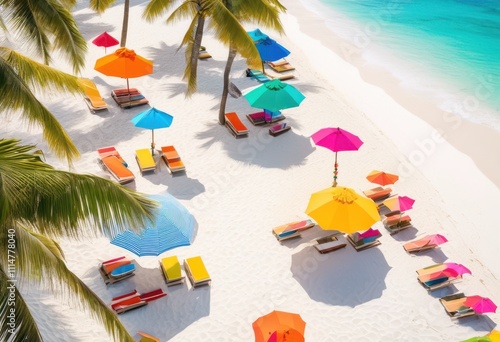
left=290, top=243, right=391, bottom=307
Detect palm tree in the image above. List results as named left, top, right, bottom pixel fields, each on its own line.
left=0, top=139, right=157, bottom=341
left=89, top=0, right=131, bottom=47
left=143, top=0, right=286, bottom=124
left=218, top=0, right=286, bottom=124
left=1, top=0, right=87, bottom=163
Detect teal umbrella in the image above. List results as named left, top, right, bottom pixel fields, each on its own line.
left=243, top=79, right=305, bottom=114
left=131, top=107, right=173, bottom=155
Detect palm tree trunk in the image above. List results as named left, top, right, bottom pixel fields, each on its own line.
left=120, top=0, right=130, bottom=47
left=219, top=46, right=237, bottom=125
left=186, top=13, right=205, bottom=95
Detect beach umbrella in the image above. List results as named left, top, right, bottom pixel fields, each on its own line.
left=131, top=107, right=173, bottom=155
left=366, top=170, right=399, bottom=186
left=247, top=28, right=269, bottom=42
left=94, top=47, right=153, bottom=94
left=255, top=37, right=290, bottom=62
left=110, top=194, right=196, bottom=257
left=444, top=262, right=472, bottom=276
left=305, top=186, right=379, bottom=234
left=383, top=195, right=415, bottom=212
left=243, top=79, right=305, bottom=117
left=311, top=127, right=363, bottom=187
left=464, top=296, right=497, bottom=314
left=92, top=32, right=119, bottom=54
left=252, top=311, right=305, bottom=342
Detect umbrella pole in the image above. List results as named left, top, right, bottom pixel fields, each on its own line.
left=332, top=152, right=338, bottom=187
left=151, top=130, right=155, bottom=156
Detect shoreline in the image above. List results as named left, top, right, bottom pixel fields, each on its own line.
left=283, top=0, right=500, bottom=189
left=280, top=0, right=500, bottom=278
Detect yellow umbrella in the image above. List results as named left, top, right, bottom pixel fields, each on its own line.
left=305, top=187, right=379, bottom=234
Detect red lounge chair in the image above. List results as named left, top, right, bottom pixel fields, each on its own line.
left=111, top=289, right=166, bottom=314
left=269, top=123, right=291, bottom=136
left=225, top=112, right=249, bottom=137
left=383, top=214, right=412, bottom=235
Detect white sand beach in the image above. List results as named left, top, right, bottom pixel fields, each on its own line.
left=3, top=0, right=500, bottom=341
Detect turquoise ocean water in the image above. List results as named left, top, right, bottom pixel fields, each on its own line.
left=311, top=0, right=500, bottom=129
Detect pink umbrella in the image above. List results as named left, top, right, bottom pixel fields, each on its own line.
left=444, top=262, right=472, bottom=276
left=464, top=296, right=497, bottom=314
left=311, top=127, right=363, bottom=187
left=92, top=32, right=119, bottom=54
left=383, top=195, right=415, bottom=212
left=426, top=234, right=448, bottom=246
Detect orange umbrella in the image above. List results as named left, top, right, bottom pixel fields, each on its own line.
left=253, top=311, right=305, bottom=342
left=366, top=170, right=399, bottom=186
left=94, top=47, right=153, bottom=93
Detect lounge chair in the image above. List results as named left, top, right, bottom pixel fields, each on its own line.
left=269, top=123, right=291, bottom=136
left=347, top=228, right=382, bottom=251
left=159, top=146, right=186, bottom=174
left=272, top=219, right=315, bottom=241
left=383, top=214, right=412, bottom=235
left=99, top=256, right=136, bottom=285
left=403, top=236, right=438, bottom=253
left=78, top=78, right=108, bottom=112
left=135, top=149, right=156, bottom=175
left=160, top=255, right=185, bottom=286
left=416, top=264, right=464, bottom=291
left=184, top=256, right=211, bottom=288
left=111, top=289, right=166, bottom=314
left=267, top=59, right=295, bottom=73
left=97, top=147, right=135, bottom=184
left=111, top=88, right=149, bottom=108
left=246, top=110, right=286, bottom=126
left=198, top=46, right=212, bottom=60
left=313, top=234, right=347, bottom=254
left=363, top=186, right=393, bottom=203
left=138, top=332, right=160, bottom=342
left=439, top=293, right=477, bottom=319
left=246, top=69, right=271, bottom=83
left=225, top=112, right=249, bottom=137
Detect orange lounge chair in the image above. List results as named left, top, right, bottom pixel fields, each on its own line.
left=160, top=146, right=186, bottom=173
left=78, top=78, right=108, bottom=112
left=272, top=219, right=315, bottom=241
left=225, top=112, right=249, bottom=137
left=416, top=264, right=464, bottom=291
left=269, top=123, right=291, bottom=136
left=383, top=214, right=412, bottom=235
left=267, top=59, right=295, bottom=73
left=439, top=293, right=476, bottom=319
left=363, top=186, right=393, bottom=203
left=97, top=147, right=135, bottom=184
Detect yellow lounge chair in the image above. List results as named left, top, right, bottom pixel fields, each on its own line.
left=184, top=256, right=211, bottom=288
left=78, top=78, right=108, bottom=112
left=138, top=331, right=160, bottom=342
left=135, top=149, right=156, bottom=174
left=160, top=256, right=185, bottom=286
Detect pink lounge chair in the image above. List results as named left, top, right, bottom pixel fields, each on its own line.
left=347, top=228, right=382, bottom=251
left=269, top=123, right=291, bottom=136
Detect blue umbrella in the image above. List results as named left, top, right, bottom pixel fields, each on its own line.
left=255, top=37, right=290, bottom=63
left=247, top=28, right=269, bottom=42
left=131, top=107, right=173, bottom=155
left=111, top=194, right=196, bottom=257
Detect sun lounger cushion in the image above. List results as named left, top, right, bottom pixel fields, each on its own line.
left=269, top=123, right=291, bottom=136
left=78, top=78, right=108, bottom=112
left=225, top=112, right=249, bottom=137
left=184, top=256, right=211, bottom=287
left=135, top=149, right=156, bottom=173
left=160, top=146, right=186, bottom=173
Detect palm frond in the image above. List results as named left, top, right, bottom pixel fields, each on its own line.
left=0, top=267, right=43, bottom=342
left=88, top=0, right=118, bottom=13
left=0, top=57, right=80, bottom=162
left=143, top=0, right=178, bottom=22
left=0, top=226, right=135, bottom=342
left=234, top=0, right=286, bottom=34
left=0, top=139, right=158, bottom=239
left=166, top=1, right=199, bottom=24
